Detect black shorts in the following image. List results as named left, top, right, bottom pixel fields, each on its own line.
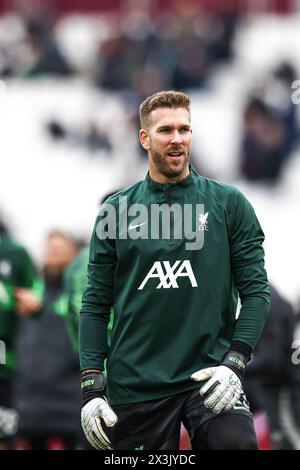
left=110, top=388, right=258, bottom=450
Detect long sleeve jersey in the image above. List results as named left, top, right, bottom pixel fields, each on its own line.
left=79, top=168, right=270, bottom=405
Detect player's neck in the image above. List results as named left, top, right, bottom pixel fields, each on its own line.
left=149, top=166, right=190, bottom=184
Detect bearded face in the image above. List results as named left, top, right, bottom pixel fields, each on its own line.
left=140, top=107, right=192, bottom=183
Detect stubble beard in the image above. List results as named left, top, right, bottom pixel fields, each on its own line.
left=151, top=148, right=190, bottom=179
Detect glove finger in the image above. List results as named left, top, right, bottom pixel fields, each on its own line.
left=224, top=388, right=243, bottom=411
left=191, top=368, right=215, bottom=382
left=86, top=427, right=107, bottom=450
left=212, top=388, right=234, bottom=414
left=84, top=431, right=98, bottom=449
left=81, top=411, right=91, bottom=436
left=224, top=393, right=238, bottom=411
left=235, top=382, right=243, bottom=395
left=201, top=376, right=228, bottom=398
left=82, top=417, right=106, bottom=450
left=203, top=383, right=227, bottom=408
left=94, top=416, right=113, bottom=449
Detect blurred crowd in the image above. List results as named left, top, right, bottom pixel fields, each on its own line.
left=0, top=3, right=237, bottom=89
left=241, top=62, right=299, bottom=184
left=1, top=1, right=298, bottom=180
left=0, top=2, right=240, bottom=164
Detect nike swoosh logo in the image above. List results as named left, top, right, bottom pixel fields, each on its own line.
left=128, top=221, right=147, bottom=230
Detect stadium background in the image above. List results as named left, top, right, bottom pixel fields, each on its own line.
left=0, top=0, right=300, bottom=450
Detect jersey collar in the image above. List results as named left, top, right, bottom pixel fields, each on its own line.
left=145, top=165, right=197, bottom=192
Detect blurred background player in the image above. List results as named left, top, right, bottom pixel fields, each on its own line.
left=52, top=192, right=120, bottom=450
left=14, top=230, right=81, bottom=450
left=244, top=283, right=300, bottom=450
left=0, top=218, right=43, bottom=450
left=55, top=246, right=89, bottom=354
left=55, top=190, right=121, bottom=355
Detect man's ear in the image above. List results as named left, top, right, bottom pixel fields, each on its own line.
left=139, top=128, right=150, bottom=150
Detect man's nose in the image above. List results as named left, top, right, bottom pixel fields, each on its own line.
left=170, top=131, right=182, bottom=144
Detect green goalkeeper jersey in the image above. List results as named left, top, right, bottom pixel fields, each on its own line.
left=79, top=168, right=270, bottom=405
left=0, top=235, right=44, bottom=377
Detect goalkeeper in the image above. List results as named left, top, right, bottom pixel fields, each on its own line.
left=79, top=91, right=270, bottom=450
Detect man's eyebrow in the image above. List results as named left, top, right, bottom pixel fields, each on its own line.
left=156, top=124, right=191, bottom=130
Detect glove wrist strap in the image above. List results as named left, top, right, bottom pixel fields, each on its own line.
left=81, top=371, right=106, bottom=406
left=221, top=350, right=248, bottom=381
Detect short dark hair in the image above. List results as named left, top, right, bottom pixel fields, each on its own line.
left=139, top=90, right=191, bottom=129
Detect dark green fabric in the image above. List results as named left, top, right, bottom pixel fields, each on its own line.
left=54, top=247, right=89, bottom=352
left=55, top=247, right=113, bottom=355
left=0, top=235, right=43, bottom=377
left=79, top=168, right=270, bottom=405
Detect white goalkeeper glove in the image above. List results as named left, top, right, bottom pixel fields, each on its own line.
left=191, top=351, right=248, bottom=414
left=191, top=365, right=242, bottom=414
left=81, top=371, right=118, bottom=450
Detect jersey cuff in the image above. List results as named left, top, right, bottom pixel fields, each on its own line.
left=230, top=340, right=252, bottom=360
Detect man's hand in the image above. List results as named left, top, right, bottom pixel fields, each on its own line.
left=14, top=288, right=42, bottom=316
left=81, top=397, right=118, bottom=450
left=191, top=365, right=242, bottom=414
left=81, top=371, right=118, bottom=450
left=191, top=350, right=248, bottom=414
